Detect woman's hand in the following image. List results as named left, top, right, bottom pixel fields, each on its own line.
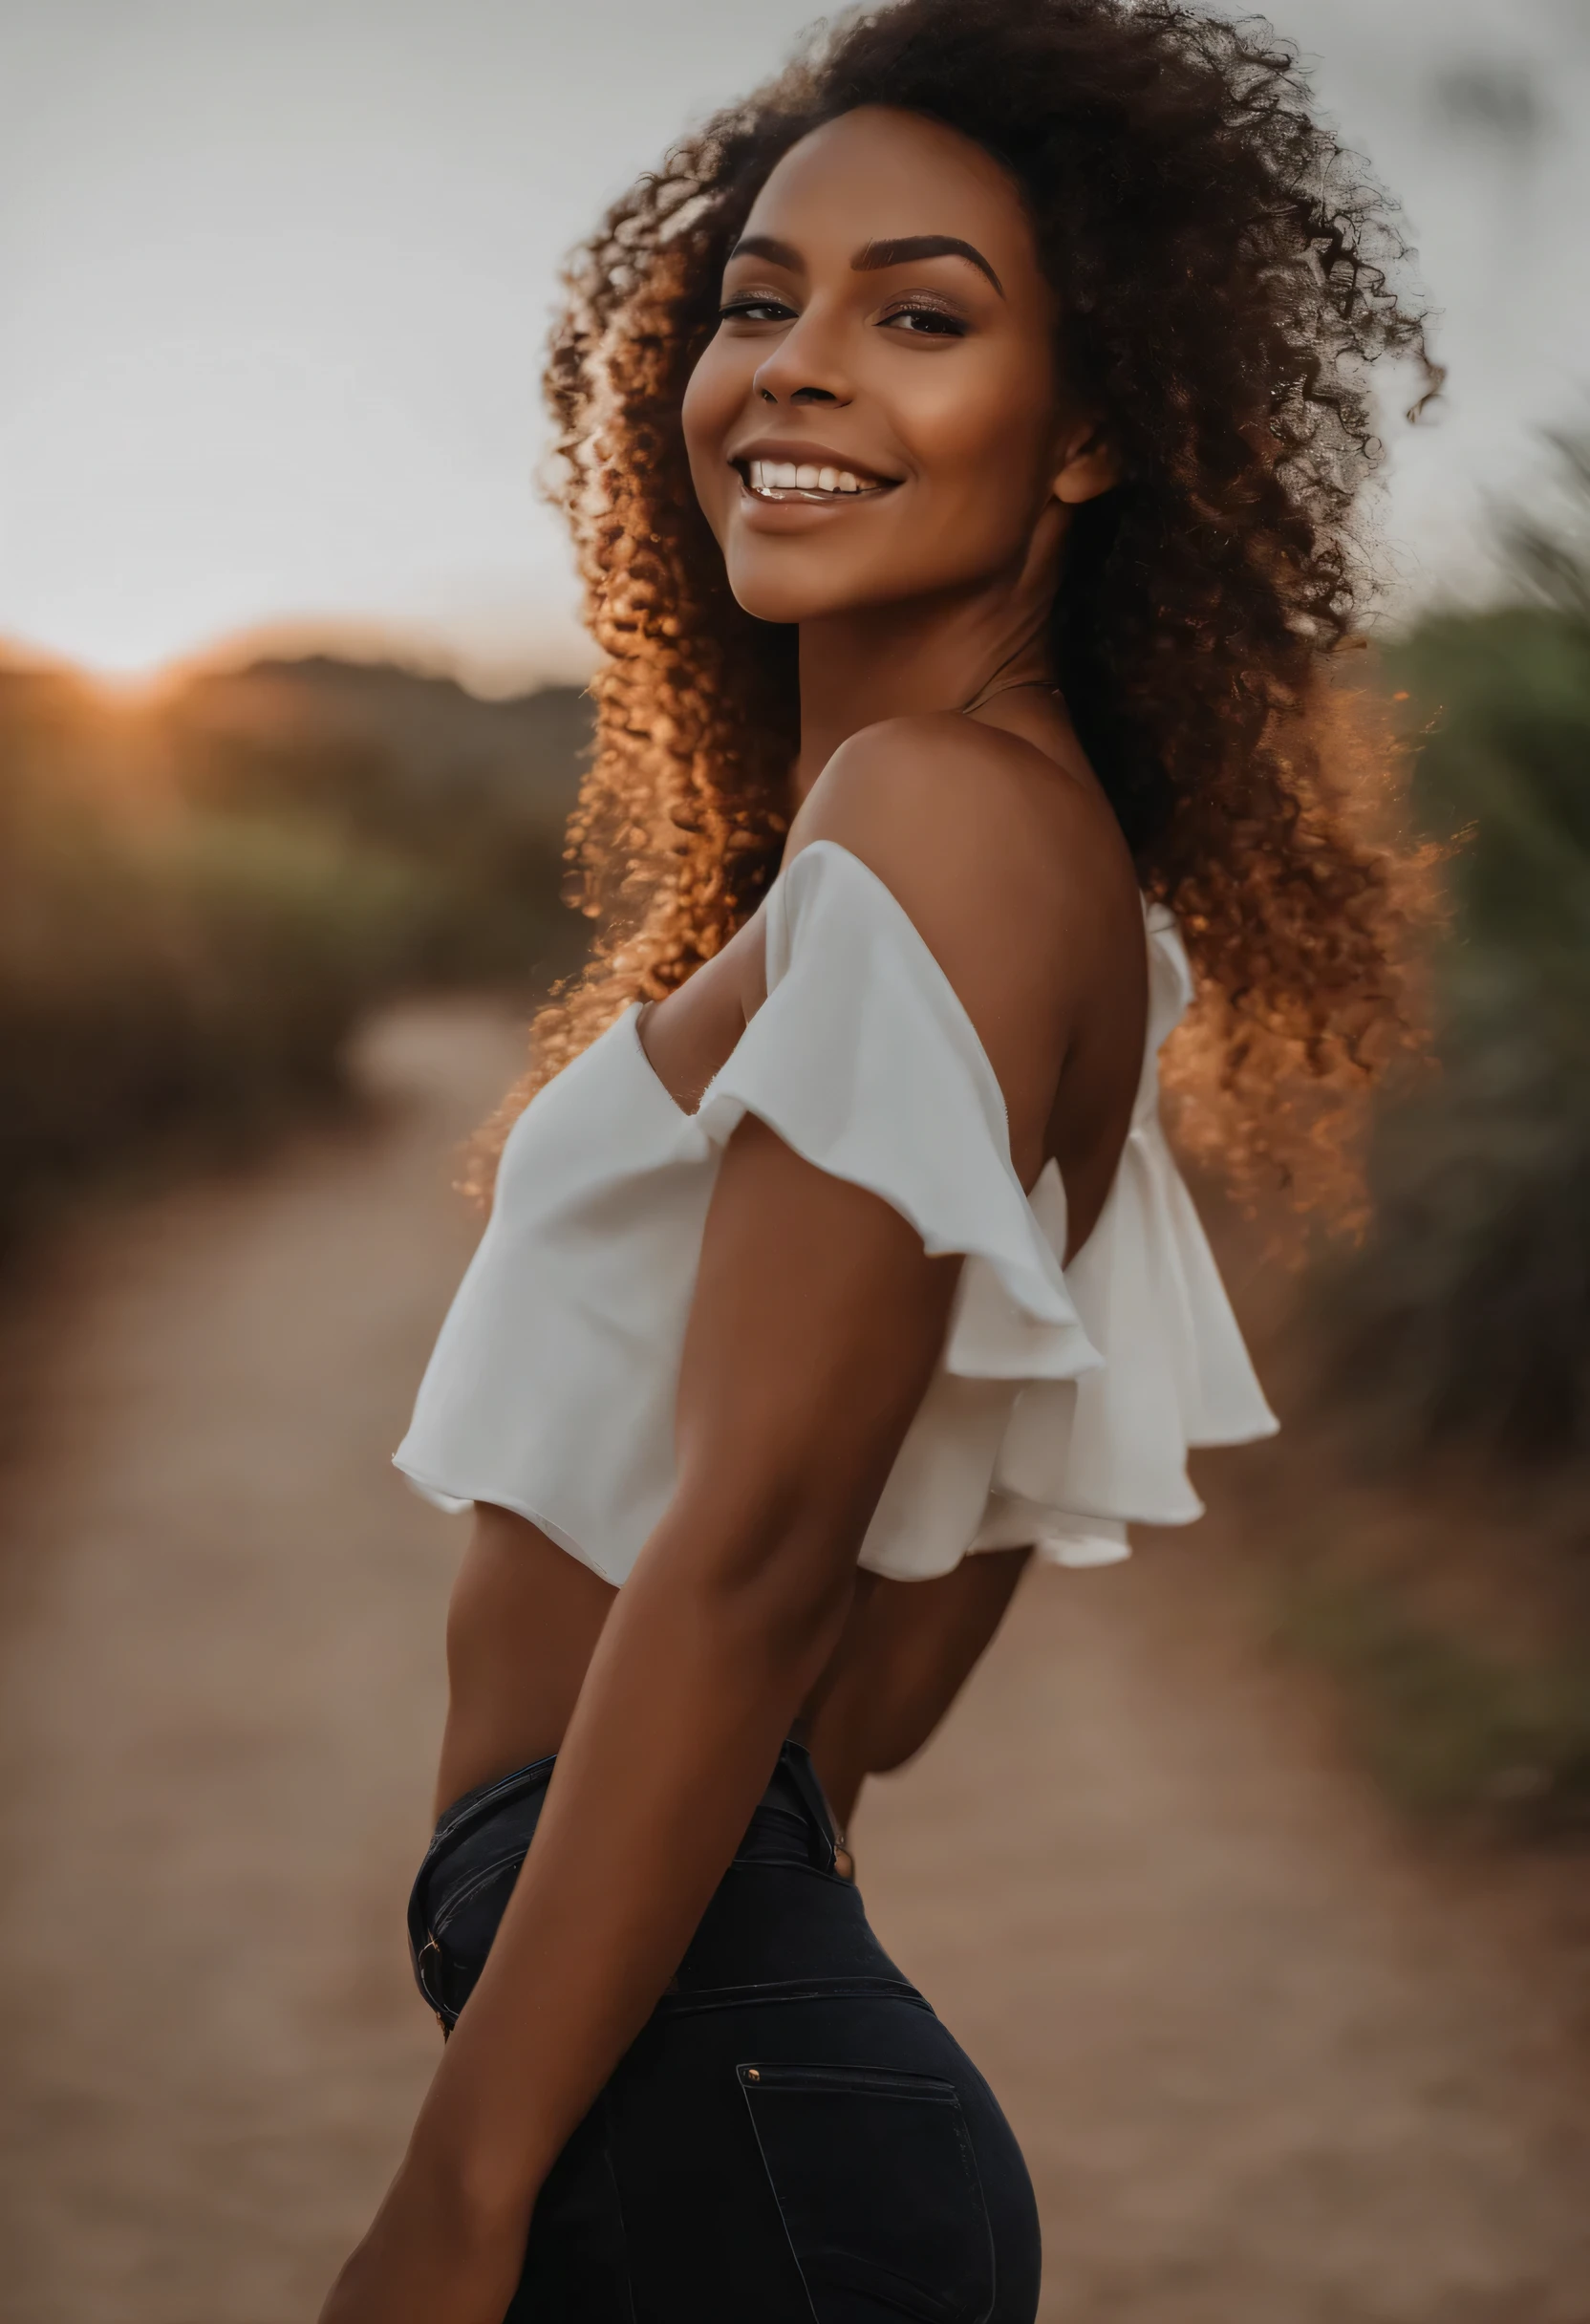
left=317, top=2158, right=529, bottom=2324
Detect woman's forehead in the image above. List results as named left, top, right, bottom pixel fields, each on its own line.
left=743, top=108, right=1039, bottom=277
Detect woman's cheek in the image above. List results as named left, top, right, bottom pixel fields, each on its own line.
left=681, top=352, right=735, bottom=464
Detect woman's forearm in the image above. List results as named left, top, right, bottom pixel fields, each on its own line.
left=394, top=1129, right=958, bottom=2240
left=392, top=1496, right=860, bottom=2237
left=326, top=1128, right=961, bottom=2319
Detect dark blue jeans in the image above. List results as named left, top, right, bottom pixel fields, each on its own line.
left=408, top=1743, right=1042, bottom=2322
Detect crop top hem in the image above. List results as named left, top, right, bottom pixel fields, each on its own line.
left=397, top=1465, right=624, bottom=1584
left=401, top=1461, right=1149, bottom=1581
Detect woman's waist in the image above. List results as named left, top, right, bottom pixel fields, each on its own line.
left=433, top=1505, right=617, bottom=1815
left=409, top=1739, right=911, bottom=2031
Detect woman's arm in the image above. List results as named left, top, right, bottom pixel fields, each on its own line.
left=321, top=1123, right=964, bottom=2322
left=804, top=1545, right=1036, bottom=1835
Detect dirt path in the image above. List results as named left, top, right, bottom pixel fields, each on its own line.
left=0, top=1001, right=1585, bottom=2323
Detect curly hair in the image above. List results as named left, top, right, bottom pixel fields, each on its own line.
left=478, top=0, right=1441, bottom=1214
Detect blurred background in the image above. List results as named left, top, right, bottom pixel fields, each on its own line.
left=2, top=3, right=1588, bottom=2318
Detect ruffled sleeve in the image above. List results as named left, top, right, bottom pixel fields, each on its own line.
left=696, top=841, right=1105, bottom=1580
left=696, top=846, right=1275, bottom=1582
left=697, top=841, right=1102, bottom=1387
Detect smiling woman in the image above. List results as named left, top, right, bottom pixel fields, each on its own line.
left=681, top=108, right=1116, bottom=690
left=320, top=7, right=1435, bottom=2321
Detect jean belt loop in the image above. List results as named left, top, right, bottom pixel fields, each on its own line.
left=780, top=1739, right=839, bottom=1873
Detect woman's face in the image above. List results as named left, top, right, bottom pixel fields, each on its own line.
left=682, top=106, right=1103, bottom=629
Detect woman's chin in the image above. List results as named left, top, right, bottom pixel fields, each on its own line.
left=725, top=558, right=904, bottom=630
left=731, top=587, right=820, bottom=627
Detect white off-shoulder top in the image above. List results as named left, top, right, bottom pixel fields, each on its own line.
left=396, top=839, right=1276, bottom=1582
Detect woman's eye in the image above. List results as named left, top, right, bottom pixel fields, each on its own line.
left=719, top=297, right=795, bottom=324
left=881, top=304, right=969, bottom=338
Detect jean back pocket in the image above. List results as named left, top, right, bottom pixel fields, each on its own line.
left=738, top=2061, right=995, bottom=2324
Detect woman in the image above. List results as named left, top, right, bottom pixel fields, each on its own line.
left=323, top=3, right=1433, bottom=2316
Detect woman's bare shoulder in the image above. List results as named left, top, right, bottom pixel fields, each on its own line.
left=786, top=714, right=1141, bottom=1138
left=790, top=713, right=1138, bottom=993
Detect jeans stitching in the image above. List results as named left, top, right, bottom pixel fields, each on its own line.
left=737, top=2065, right=997, bottom=2324
left=428, top=1848, right=529, bottom=1939
left=659, top=1979, right=933, bottom=2019
left=737, top=2074, right=822, bottom=2324
left=596, top=2091, right=639, bottom=2324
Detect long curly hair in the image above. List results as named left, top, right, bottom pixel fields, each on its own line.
left=479, top=0, right=1441, bottom=1216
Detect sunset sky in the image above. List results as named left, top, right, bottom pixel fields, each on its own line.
left=3, top=0, right=1586, bottom=693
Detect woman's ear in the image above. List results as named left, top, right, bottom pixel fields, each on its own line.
left=1052, top=417, right=1122, bottom=506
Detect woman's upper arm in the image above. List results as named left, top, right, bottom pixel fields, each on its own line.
left=674, top=1115, right=961, bottom=1595
left=671, top=719, right=1105, bottom=1584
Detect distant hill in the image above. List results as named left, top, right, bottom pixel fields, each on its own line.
left=0, top=652, right=593, bottom=1244
left=0, top=651, right=595, bottom=835
left=169, top=656, right=594, bottom=846
left=0, top=651, right=599, bottom=989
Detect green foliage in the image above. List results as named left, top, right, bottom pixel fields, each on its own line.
left=163, top=657, right=592, bottom=984
left=1401, top=604, right=1590, bottom=1008
left=1321, top=438, right=1590, bottom=1464
left=0, top=796, right=417, bottom=1244
left=1279, top=1572, right=1590, bottom=1836
left=0, top=655, right=592, bottom=1248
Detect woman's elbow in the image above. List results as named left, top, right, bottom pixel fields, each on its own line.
left=717, top=1528, right=858, bottom=1670
left=666, top=1482, right=865, bottom=1675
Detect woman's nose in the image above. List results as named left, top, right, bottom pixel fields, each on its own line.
left=752, top=307, right=852, bottom=408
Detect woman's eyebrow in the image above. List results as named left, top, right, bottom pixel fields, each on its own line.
left=852, top=235, right=1004, bottom=296
left=726, top=233, right=805, bottom=272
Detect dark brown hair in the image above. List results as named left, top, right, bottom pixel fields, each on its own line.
left=483, top=0, right=1440, bottom=1208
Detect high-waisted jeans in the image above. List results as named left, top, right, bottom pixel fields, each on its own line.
left=407, top=1741, right=1042, bottom=2322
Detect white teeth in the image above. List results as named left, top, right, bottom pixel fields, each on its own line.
left=745, top=459, right=876, bottom=497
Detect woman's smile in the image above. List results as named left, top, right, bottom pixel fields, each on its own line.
left=732, top=437, right=900, bottom=515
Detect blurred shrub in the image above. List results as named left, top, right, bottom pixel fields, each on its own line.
left=1319, top=436, right=1590, bottom=1465
left=0, top=654, right=591, bottom=1248
left=0, top=789, right=420, bottom=1245
left=1280, top=1571, right=1590, bottom=1835
left=165, top=657, right=591, bottom=984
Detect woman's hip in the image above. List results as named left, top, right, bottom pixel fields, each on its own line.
left=407, top=1743, right=1041, bottom=2320
left=547, top=1980, right=1041, bottom=2323
left=409, top=1739, right=903, bottom=2025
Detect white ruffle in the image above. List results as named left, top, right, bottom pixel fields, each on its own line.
left=395, top=840, right=1276, bottom=1588
left=966, top=902, right=1278, bottom=1568
left=698, top=846, right=1274, bottom=1579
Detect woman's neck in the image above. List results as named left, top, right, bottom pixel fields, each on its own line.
left=791, top=581, right=1058, bottom=805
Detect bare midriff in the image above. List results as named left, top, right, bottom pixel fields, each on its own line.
left=434, top=1504, right=1032, bottom=1833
